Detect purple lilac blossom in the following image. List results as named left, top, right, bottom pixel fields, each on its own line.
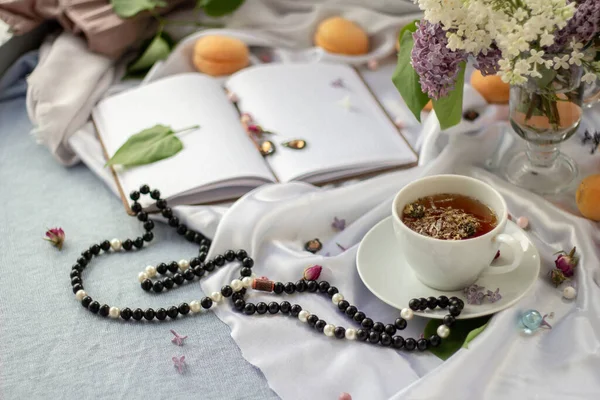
left=474, top=45, right=502, bottom=76
left=411, top=21, right=467, bottom=99
left=548, top=0, right=600, bottom=53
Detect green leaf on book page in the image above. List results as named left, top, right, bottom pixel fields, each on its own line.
left=111, top=0, right=167, bottom=18
left=127, top=34, right=171, bottom=73
left=392, top=20, right=430, bottom=122
left=432, top=61, right=466, bottom=130
left=106, top=124, right=199, bottom=167
left=423, top=315, right=491, bottom=360
left=198, top=0, right=245, bottom=17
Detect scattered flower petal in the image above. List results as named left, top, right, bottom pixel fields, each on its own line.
left=339, top=393, right=352, bottom=400
left=172, top=355, right=186, bottom=374
left=227, top=92, right=239, bottom=103
left=303, top=265, right=322, bottom=281
left=367, top=59, right=379, bottom=70
left=304, top=239, right=323, bottom=254
left=170, top=330, right=188, bottom=346
left=337, top=95, right=352, bottom=111
left=394, top=117, right=405, bottom=129
left=331, top=217, right=346, bottom=232
left=336, top=243, right=347, bottom=251
left=486, top=288, right=502, bottom=303
left=516, top=216, right=529, bottom=229
left=331, top=78, right=345, bottom=88
left=44, top=227, right=65, bottom=250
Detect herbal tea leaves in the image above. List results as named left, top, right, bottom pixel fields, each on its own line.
left=111, top=0, right=166, bottom=18
left=106, top=125, right=199, bottom=167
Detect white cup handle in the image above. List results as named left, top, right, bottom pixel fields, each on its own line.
left=481, top=233, right=523, bottom=276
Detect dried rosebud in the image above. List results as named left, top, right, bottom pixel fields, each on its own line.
left=549, top=269, right=568, bottom=287
left=304, top=238, right=323, bottom=254
left=303, top=265, right=322, bottom=281
left=44, top=227, right=65, bottom=250
left=403, top=203, right=425, bottom=218
left=554, top=247, right=578, bottom=277
left=248, top=124, right=263, bottom=134
left=241, top=113, right=253, bottom=124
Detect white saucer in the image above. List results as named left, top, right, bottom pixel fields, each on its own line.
left=356, top=217, right=540, bottom=319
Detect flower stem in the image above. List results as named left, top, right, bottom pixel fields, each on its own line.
left=173, top=125, right=200, bottom=136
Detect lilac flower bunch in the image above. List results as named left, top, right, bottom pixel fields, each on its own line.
left=463, top=284, right=502, bottom=305
left=549, top=0, right=600, bottom=53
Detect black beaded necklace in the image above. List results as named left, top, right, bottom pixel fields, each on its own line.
left=70, top=185, right=463, bottom=352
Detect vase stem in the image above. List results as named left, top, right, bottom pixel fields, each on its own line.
left=525, top=142, right=559, bottom=168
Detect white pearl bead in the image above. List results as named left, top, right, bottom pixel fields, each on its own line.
left=231, top=279, right=243, bottom=292
left=137, top=272, right=148, bottom=282
left=345, top=328, right=357, bottom=340
left=517, top=216, right=529, bottom=229
left=563, top=286, right=577, bottom=300
left=178, top=259, right=190, bottom=271
left=298, top=310, right=310, bottom=322
left=210, top=292, right=223, bottom=302
left=144, top=265, right=157, bottom=278
left=437, top=325, right=450, bottom=338
left=110, top=238, right=121, bottom=251
left=323, top=324, right=336, bottom=337
left=75, top=290, right=86, bottom=301
left=190, top=300, right=202, bottom=313
left=109, top=307, right=120, bottom=318
left=400, top=308, right=414, bottom=320
left=242, top=277, right=253, bottom=288
left=332, top=293, right=344, bottom=304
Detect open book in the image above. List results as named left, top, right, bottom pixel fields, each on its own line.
left=93, top=63, right=417, bottom=212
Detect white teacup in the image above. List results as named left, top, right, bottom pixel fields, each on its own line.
left=392, top=175, right=523, bottom=291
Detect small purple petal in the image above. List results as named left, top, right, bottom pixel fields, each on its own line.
left=336, top=243, right=347, bottom=251
left=331, top=217, right=346, bottom=232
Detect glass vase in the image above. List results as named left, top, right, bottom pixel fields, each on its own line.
left=504, top=65, right=583, bottom=194
left=583, top=75, right=600, bottom=109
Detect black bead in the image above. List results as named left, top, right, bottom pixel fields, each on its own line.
left=244, top=303, right=256, bottom=315
left=137, top=212, right=148, bottom=222
left=204, top=261, right=215, bottom=272
left=176, top=224, right=187, bottom=235
left=345, top=306, right=358, bottom=318
left=157, top=263, right=168, bottom=274
left=224, top=250, right=236, bottom=261
left=429, top=334, right=442, bottom=347
left=70, top=269, right=80, bottom=279
left=168, top=217, right=179, bottom=227
left=130, top=190, right=140, bottom=201
left=81, top=296, right=92, bottom=308
left=404, top=338, right=417, bottom=351
left=236, top=250, right=248, bottom=261
left=307, top=314, right=319, bottom=326
left=380, top=333, right=392, bottom=347
left=334, top=327, right=346, bottom=339
left=448, top=305, right=461, bottom=316
left=284, top=282, right=296, bottom=294
left=418, top=297, right=428, bottom=311
left=353, top=311, right=366, bottom=323
left=198, top=252, right=208, bottom=262
left=88, top=301, right=100, bottom=314
left=163, top=278, right=174, bottom=289
left=327, top=286, right=339, bottom=298
left=306, top=280, right=318, bottom=292
left=280, top=301, right=291, bottom=314
left=120, top=307, right=132, bottom=320
left=443, top=315, right=456, bottom=327
left=141, top=279, right=152, bottom=291
left=318, top=281, right=330, bottom=293
left=185, top=230, right=196, bottom=241
left=290, top=304, right=302, bottom=317
left=199, top=245, right=209, bottom=254
left=152, top=281, right=164, bottom=293
left=256, top=302, right=268, bottom=314
left=82, top=250, right=92, bottom=260
left=162, top=208, right=173, bottom=219
left=232, top=292, right=244, bottom=302
left=155, top=308, right=167, bottom=320
left=193, top=266, right=205, bottom=277
left=184, top=269, right=195, bottom=281
left=268, top=302, right=280, bottom=314
left=90, top=244, right=101, bottom=255
left=438, top=295, right=450, bottom=308
left=168, top=261, right=179, bottom=273
left=139, top=184, right=150, bottom=194
left=150, top=189, right=161, bottom=200
left=95, top=305, right=109, bottom=318
left=132, top=308, right=143, bottom=320
left=385, top=324, right=397, bottom=335
left=189, top=258, right=200, bottom=267
left=338, top=300, right=350, bottom=311
left=201, top=238, right=212, bottom=247
left=417, top=338, right=429, bottom=351
left=193, top=233, right=204, bottom=244
left=122, top=239, right=133, bottom=251
left=179, top=303, right=190, bottom=315
left=234, top=299, right=246, bottom=311
left=201, top=297, right=213, bottom=309
left=427, top=296, right=438, bottom=310
left=167, top=306, right=179, bottom=319
left=214, top=255, right=225, bottom=267
left=368, top=332, right=380, bottom=344
left=221, top=285, right=233, bottom=297
left=241, top=257, right=254, bottom=268
left=315, top=320, right=326, bottom=332
left=77, top=257, right=88, bottom=267
left=144, top=308, right=155, bottom=321
left=372, top=322, right=385, bottom=333
left=143, top=220, right=155, bottom=231
left=131, top=202, right=142, bottom=214
left=72, top=283, right=83, bottom=294
left=395, top=318, right=407, bottom=330
left=361, top=318, right=374, bottom=329
left=295, top=280, right=307, bottom=292
left=156, top=199, right=167, bottom=209
left=133, top=237, right=144, bottom=249
left=451, top=298, right=465, bottom=310
left=392, top=335, right=405, bottom=349
left=100, top=240, right=110, bottom=251
left=72, top=263, right=83, bottom=273
left=273, top=282, right=284, bottom=294
left=172, top=273, right=185, bottom=285
left=240, top=267, right=252, bottom=277
left=357, top=329, right=369, bottom=341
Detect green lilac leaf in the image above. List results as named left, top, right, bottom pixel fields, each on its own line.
left=392, top=21, right=430, bottom=122
left=106, top=125, right=183, bottom=167
left=432, top=61, right=466, bottom=130
left=111, top=0, right=167, bottom=18
left=127, top=34, right=171, bottom=73
left=423, top=316, right=491, bottom=360
left=198, top=0, right=245, bottom=17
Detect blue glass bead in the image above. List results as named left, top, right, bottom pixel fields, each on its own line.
left=521, top=310, right=543, bottom=330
